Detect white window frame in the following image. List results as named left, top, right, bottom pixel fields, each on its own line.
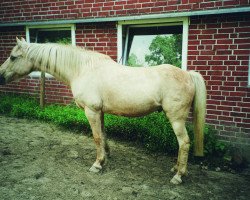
left=117, top=17, right=189, bottom=70
left=248, top=54, right=250, bottom=86
left=25, top=24, right=76, bottom=77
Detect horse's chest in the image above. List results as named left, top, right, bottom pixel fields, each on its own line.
left=71, top=84, right=102, bottom=111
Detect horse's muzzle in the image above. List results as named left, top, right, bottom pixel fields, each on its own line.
left=0, top=75, right=6, bottom=85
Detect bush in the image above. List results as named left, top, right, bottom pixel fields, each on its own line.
left=0, top=93, right=228, bottom=158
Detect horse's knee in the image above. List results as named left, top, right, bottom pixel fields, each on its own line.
left=180, top=140, right=190, bottom=151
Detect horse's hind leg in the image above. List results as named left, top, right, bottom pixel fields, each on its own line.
left=85, top=106, right=108, bottom=172
left=169, top=119, right=190, bottom=184
left=101, top=115, right=110, bottom=157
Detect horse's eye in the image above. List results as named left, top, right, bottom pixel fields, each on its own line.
left=10, top=55, right=17, bottom=61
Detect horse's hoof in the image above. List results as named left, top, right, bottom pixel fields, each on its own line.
left=89, top=164, right=102, bottom=173
left=170, top=175, right=182, bottom=185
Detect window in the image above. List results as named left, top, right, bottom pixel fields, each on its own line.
left=26, top=24, right=76, bottom=77
left=117, top=17, right=189, bottom=70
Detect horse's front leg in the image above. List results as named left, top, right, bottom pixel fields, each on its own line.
left=85, top=106, right=108, bottom=172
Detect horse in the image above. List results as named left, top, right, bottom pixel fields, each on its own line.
left=0, top=37, right=206, bottom=184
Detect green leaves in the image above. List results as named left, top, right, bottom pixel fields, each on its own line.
left=145, top=34, right=182, bottom=67
left=127, top=53, right=143, bottom=67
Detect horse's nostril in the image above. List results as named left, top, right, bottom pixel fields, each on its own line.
left=0, top=75, right=6, bottom=85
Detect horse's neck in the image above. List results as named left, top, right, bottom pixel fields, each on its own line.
left=29, top=43, right=115, bottom=85
left=34, top=63, right=72, bottom=85
left=29, top=43, right=78, bottom=85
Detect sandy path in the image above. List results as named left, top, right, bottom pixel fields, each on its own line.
left=0, top=115, right=249, bottom=200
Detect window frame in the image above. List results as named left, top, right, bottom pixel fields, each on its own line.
left=248, top=54, right=250, bottom=86
left=25, top=24, right=76, bottom=77
left=117, top=17, right=189, bottom=70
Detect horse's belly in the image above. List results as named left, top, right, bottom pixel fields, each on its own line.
left=102, top=97, right=161, bottom=117
left=104, top=107, right=161, bottom=117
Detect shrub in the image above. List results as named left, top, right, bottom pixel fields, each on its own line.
left=0, top=93, right=228, bottom=159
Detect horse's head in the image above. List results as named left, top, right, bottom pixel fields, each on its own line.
left=0, top=37, right=33, bottom=85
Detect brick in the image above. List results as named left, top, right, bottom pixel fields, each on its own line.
left=198, top=35, right=213, bottom=39
left=207, top=110, right=222, bottom=115
left=234, top=38, right=250, bottom=44
left=213, top=55, right=228, bottom=60
left=201, top=40, right=216, bottom=45
left=232, top=71, right=248, bottom=76
left=222, top=22, right=239, bottom=28
left=235, top=27, right=250, bottom=32
left=206, top=23, right=221, bottom=29
left=218, top=116, right=234, bottom=121
left=211, top=66, right=227, bottom=70
left=224, top=81, right=239, bottom=86
left=200, top=2, right=215, bottom=8
left=218, top=28, right=234, bottom=34
left=216, top=39, right=233, bottom=44
left=239, top=33, right=250, bottom=38
left=230, top=91, right=246, bottom=97
left=208, top=61, right=223, bottom=65
left=226, top=96, right=242, bottom=101
left=231, top=112, right=246, bottom=118
left=216, top=50, right=232, bottom=55
left=168, top=0, right=179, bottom=6
left=197, top=55, right=212, bottom=60
left=164, top=5, right=178, bottom=11
left=192, top=61, right=207, bottom=65
left=178, top=4, right=192, bottom=10
left=214, top=34, right=230, bottom=39
left=200, top=50, right=215, bottom=55
left=188, top=45, right=197, bottom=50
left=206, top=119, right=220, bottom=125
left=224, top=0, right=241, bottom=6
left=213, top=44, right=229, bottom=50
left=224, top=60, right=240, bottom=65
left=189, top=29, right=201, bottom=34
left=239, top=44, right=250, bottom=50
left=233, top=50, right=250, bottom=55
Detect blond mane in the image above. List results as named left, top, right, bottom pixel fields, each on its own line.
left=26, top=43, right=111, bottom=79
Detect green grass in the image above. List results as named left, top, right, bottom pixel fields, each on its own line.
left=0, top=93, right=228, bottom=159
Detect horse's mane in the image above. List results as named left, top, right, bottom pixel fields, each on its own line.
left=26, top=43, right=111, bottom=79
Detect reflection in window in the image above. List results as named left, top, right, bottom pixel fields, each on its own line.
left=29, top=29, right=71, bottom=44
left=123, top=25, right=182, bottom=67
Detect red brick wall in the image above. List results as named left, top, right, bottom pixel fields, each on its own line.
left=188, top=13, right=250, bottom=144
left=1, top=0, right=249, bottom=23
left=0, top=1, right=249, bottom=150
left=76, top=22, right=117, bottom=60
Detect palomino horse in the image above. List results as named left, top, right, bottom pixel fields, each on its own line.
left=0, top=38, right=206, bottom=184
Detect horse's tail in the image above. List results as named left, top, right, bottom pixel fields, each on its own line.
left=189, top=71, right=207, bottom=156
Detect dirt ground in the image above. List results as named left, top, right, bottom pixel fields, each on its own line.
left=0, top=115, right=250, bottom=200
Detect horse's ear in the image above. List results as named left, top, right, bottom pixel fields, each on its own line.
left=16, top=37, right=22, bottom=46
left=21, top=37, right=26, bottom=42
left=16, top=36, right=28, bottom=51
